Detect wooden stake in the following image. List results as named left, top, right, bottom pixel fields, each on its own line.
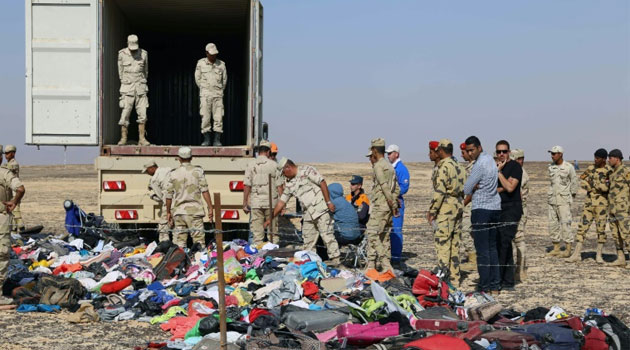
left=268, top=173, right=274, bottom=244
left=213, top=193, right=227, bottom=350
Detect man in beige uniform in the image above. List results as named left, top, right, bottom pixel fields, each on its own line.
left=0, top=145, right=25, bottom=304
left=117, top=34, right=150, bottom=146
left=265, top=158, right=341, bottom=266
left=547, top=145, right=578, bottom=257
left=165, top=147, right=214, bottom=248
left=2, top=145, right=24, bottom=233
left=366, top=138, right=400, bottom=272
left=243, top=140, right=283, bottom=246
left=143, top=160, right=172, bottom=243
left=459, top=142, right=476, bottom=271
left=511, top=149, right=528, bottom=281
left=195, top=43, right=227, bottom=146
left=607, top=149, right=630, bottom=267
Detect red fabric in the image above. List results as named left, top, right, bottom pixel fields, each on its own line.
left=160, top=316, right=201, bottom=340
left=429, top=141, right=439, bottom=150
left=52, top=263, right=83, bottom=275
left=161, top=298, right=182, bottom=310
left=460, top=142, right=467, bottom=151
left=12, top=247, right=21, bottom=255
left=100, top=277, right=133, bottom=294
left=249, top=308, right=273, bottom=323
left=225, top=295, right=239, bottom=306
left=404, top=334, right=469, bottom=350
left=583, top=326, right=609, bottom=350
left=301, top=281, right=320, bottom=300
left=412, top=270, right=449, bottom=308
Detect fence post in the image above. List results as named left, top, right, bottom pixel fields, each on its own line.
left=213, top=193, right=227, bottom=350
left=268, top=174, right=274, bottom=243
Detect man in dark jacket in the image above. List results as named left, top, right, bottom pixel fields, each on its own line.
left=346, top=175, right=370, bottom=232
left=329, top=183, right=361, bottom=245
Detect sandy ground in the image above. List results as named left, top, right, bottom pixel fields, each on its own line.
left=1, top=162, right=629, bottom=349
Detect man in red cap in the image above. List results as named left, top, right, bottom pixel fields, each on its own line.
left=429, top=141, right=440, bottom=186
left=459, top=142, right=477, bottom=271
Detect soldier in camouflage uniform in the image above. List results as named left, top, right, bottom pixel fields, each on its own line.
left=429, top=141, right=440, bottom=185
left=0, top=145, right=25, bottom=304
left=567, top=149, right=611, bottom=263
left=265, top=158, right=341, bottom=266
left=546, top=145, right=578, bottom=258
left=195, top=43, right=227, bottom=146
left=1, top=145, right=24, bottom=233
left=511, top=149, right=529, bottom=281
left=165, top=147, right=214, bottom=248
left=607, top=149, right=630, bottom=268
left=427, top=139, right=465, bottom=286
left=366, top=138, right=400, bottom=272
left=459, top=142, right=477, bottom=272
left=243, top=140, right=283, bottom=246
left=143, top=160, right=172, bottom=243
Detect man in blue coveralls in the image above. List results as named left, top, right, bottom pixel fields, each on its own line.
left=386, top=144, right=410, bottom=266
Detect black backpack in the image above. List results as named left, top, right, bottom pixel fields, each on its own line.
left=584, top=314, right=630, bottom=350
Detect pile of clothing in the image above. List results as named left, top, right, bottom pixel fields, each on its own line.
left=4, top=231, right=629, bottom=350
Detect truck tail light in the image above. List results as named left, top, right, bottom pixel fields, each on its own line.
left=103, top=181, right=126, bottom=191
left=115, top=210, right=138, bottom=220
left=229, top=181, right=244, bottom=191
left=221, top=210, right=239, bottom=220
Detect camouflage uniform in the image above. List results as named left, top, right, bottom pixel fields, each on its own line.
left=608, top=163, right=630, bottom=251
left=366, top=157, right=400, bottom=270
left=575, top=165, right=611, bottom=244
left=165, top=163, right=208, bottom=248
left=280, top=165, right=340, bottom=259
left=429, top=157, right=465, bottom=284
left=194, top=58, right=227, bottom=134
left=514, top=167, right=529, bottom=279
left=1, top=159, right=23, bottom=232
left=118, top=47, right=149, bottom=126
left=548, top=161, right=578, bottom=243
left=460, top=160, right=475, bottom=255
left=244, top=155, right=282, bottom=245
left=148, top=167, right=172, bottom=242
left=0, top=168, right=23, bottom=286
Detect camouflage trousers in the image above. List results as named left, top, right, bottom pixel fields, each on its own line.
left=173, top=215, right=204, bottom=248
left=157, top=203, right=170, bottom=243
left=435, top=213, right=461, bottom=285
left=302, top=212, right=340, bottom=259
left=118, top=93, right=148, bottom=126
left=514, top=203, right=528, bottom=279
left=460, top=204, right=474, bottom=255
left=366, top=210, right=393, bottom=268
left=200, top=94, right=224, bottom=133
left=10, top=204, right=24, bottom=233
left=548, top=203, right=573, bottom=243
left=575, top=203, right=608, bottom=244
left=250, top=208, right=278, bottom=246
left=609, top=206, right=630, bottom=251
left=0, top=213, right=11, bottom=285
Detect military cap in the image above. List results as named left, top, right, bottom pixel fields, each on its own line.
left=429, top=141, right=439, bottom=150
left=385, top=144, right=400, bottom=153
left=141, top=160, right=158, bottom=173
left=4, top=145, right=16, bottom=153
left=205, top=43, right=219, bottom=55
left=460, top=142, right=467, bottom=151
left=259, top=140, right=271, bottom=149
left=609, top=149, right=623, bottom=159
left=511, top=149, right=524, bottom=159
left=365, top=149, right=373, bottom=157
left=349, top=175, right=363, bottom=184
left=370, top=138, right=386, bottom=148
left=594, top=148, right=608, bottom=159
left=548, top=145, right=564, bottom=154
left=178, top=147, right=192, bottom=159
left=277, top=157, right=289, bottom=170
left=127, top=34, right=139, bottom=50
left=438, top=139, right=452, bottom=149
left=271, top=142, right=278, bottom=153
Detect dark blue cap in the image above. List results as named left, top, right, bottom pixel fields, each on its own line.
left=349, top=175, right=363, bottom=184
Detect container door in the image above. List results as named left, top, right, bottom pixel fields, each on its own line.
left=249, top=0, right=263, bottom=144
left=25, top=0, right=100, bottom=145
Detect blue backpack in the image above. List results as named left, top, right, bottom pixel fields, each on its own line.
left=513, top=323, right=583, bottom=350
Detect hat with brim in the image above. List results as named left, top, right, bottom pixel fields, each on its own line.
left=205, top=43, right=219, bottom=55
left=127, top=35, right=139, bottom=50
left=4, top=145, right=16, bottom=153
left=548, top=145, right=564, bottom=154
left=178, top=147, right=192, bottom=159
left=142, top=160, right=157, bottom=173
left=277, top=157, right=288, bottom=170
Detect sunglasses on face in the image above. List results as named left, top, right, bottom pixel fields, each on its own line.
left=496, top=150, right=509, bottom=154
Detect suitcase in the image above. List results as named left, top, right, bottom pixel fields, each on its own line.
left=474, top=330, right=541, bottom=350
left=413, top=319, right=487, bottom=332
left=336, top=322, right=399, bottom=346
left=468, top=301, right=503, bottom=321
left=282, top=307, right=351, bottom=332
left=404, top=334, right=470, bottom=350
left=513, top=323, right=582, bottom=350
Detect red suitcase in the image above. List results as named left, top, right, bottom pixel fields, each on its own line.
left=413, top=319, right=487, bottom=332
left=336, top=321, right=399, bottom=346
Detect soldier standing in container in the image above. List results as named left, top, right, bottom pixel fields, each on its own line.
left=243, top=140, right=283, bottom=246
left=117, top=35, right=150, bottom=146
left=165, top=147, right=214, bottom=249
left=195, top=43, right=227, bottom=147
left=143, top=160, right=172, bottom=243
left=546, top=145, right=578, bottom=258
left=1, top=145, right=24, bottom=234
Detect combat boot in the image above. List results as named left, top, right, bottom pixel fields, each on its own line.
left=137, top=123, right=150, bottom=146
left=364, top=261, right=377, bottom=273
left=595, top=243, right=605, bottom=264
left=461, top=252, right=477, bottom=272
left=201, top=133, right=211, bottom=146
left=559, top=243, right=572, bottom=258
left=380, top=260, right=394, bottom=273
left=609, top=250, right=626, bottom=266
left=565, top=242, right=582, bottom=262
left=117, top=126, right=128, bottom=145
left=212, top=132, right=222, bottom=146
left=325, top=257, right=341, bottom=268
left=547, top=242, right=562, bottom=256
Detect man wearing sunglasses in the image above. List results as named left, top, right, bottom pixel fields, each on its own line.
left=547, top=145, right=578, bottom=258
left=495, top=140, right=522, bottom=291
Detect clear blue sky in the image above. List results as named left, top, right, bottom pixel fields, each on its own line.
left=1, top=0, right=629, bottom=164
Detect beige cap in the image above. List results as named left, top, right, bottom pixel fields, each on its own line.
left=141, top=160, right=158, bottom=173
left=438, top=138, right=452, bottom=149
left=205, top=43, right=219, bottom=55
left=511, top=149, right=524, bottom=159
left=371, top=138, right=386, bottom=148
left=365, top=149, right=373, bottom=157
left=4, top=145, right=16, bottom=153
left=127, top=34, right=139, bottom=50
left=548, top=145, right=564, bottom=154
left=385, top=144, right=400, bottom=153
left=277, top=157, right=288, bottom=170
left=259, top=140, right=271, bottom=149
left=178, top=147, right=192, bottom=159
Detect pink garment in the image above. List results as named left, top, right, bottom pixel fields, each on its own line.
left=160, top=316, right=201, bottom=340
left=161, top=298, right=182, bottom=310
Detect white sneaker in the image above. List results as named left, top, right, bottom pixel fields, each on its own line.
left=0, top=296, right=14, bottom=305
